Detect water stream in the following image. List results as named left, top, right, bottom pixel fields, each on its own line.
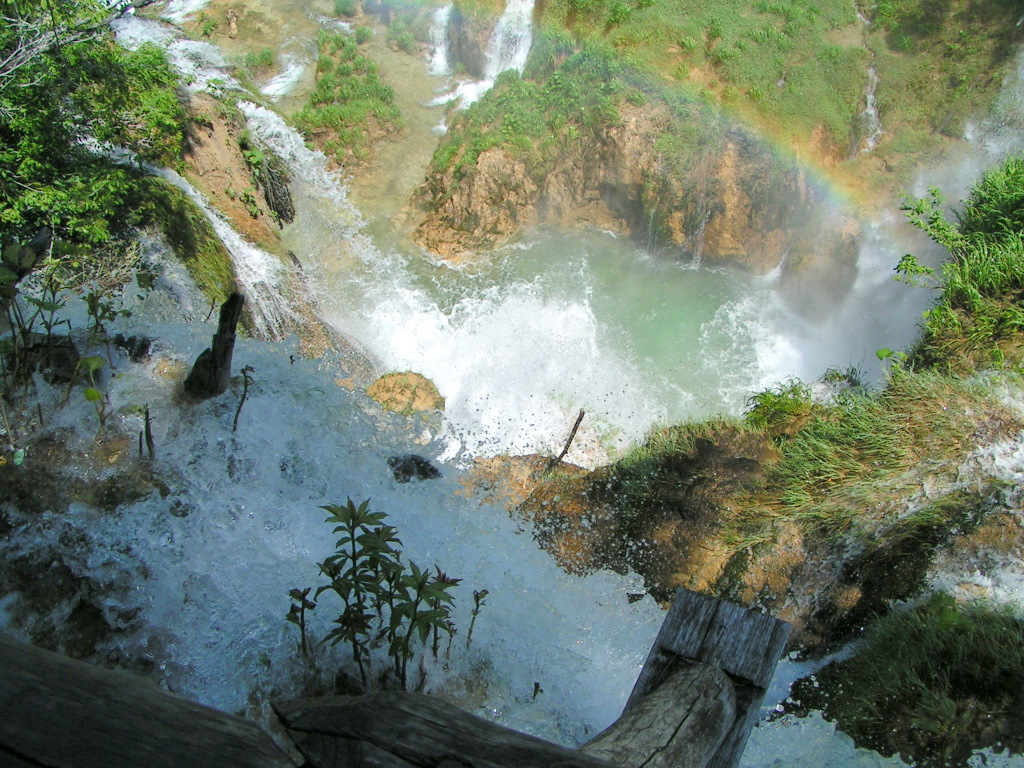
left=12, top=2, right=1024, bottom=766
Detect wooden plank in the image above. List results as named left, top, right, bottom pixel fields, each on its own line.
left=0, top=634, right=295, bottom=768
left=275, top=692, right=616, bottom=768
left=626, top=589, right=790, bottom=710
left=621, top=589, right=791, bottom=768
left=706, top=680, right=768, bottom=768
left=582, top=658, right=735, bottom=768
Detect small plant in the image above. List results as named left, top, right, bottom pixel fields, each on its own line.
left=286, top=586, right=317, bottom=659
left=232, top=365, right=254, bottom=432
left=198, top=12, right=218, bottom=37
left=81, top=354, right=109, bottom=430
left=334, top=0, right=357, bottom=17
left=466, top=588, right=488, bottom=648
left=240, top=189, right=261, bottom=219
left=354, top=26, right=373, bottom=45
left=301, top=498, right=474, bottom=689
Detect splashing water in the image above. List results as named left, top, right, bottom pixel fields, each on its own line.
left=426, top=4, right=453, bottom=77
left=431, top=0, right=535, bottom=109
left=148, top=166, right=297, bottom=340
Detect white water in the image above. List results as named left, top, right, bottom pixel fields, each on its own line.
left=8, top=4, right=1024, bottom=766
left=261, top=51, right=309, bottom=101
left=426, top=4, right=453, bottom=77
left=857, top=63, right=884, bottom=154
left=431, top=0, right=535, bottom=109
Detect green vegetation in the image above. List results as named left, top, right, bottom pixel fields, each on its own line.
left=905, top=155, right=1024, bottom=372
left=787, top=593, right=1024, bottom=767
left=428, top=43, right=660, bottom=191
left=290, top=499, right=477, bottom=689
left=1, top=13, right=187, bottom=247
left=241, top=46, right=275, bottom=75
left=444, top=0, right=1022, bottom=199
left=534, top=0, right=866, bottom=148
left=294, top=30, right=403, bottom=166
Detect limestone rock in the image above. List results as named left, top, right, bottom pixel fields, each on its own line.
left=367, top=371, right=444, bottom=414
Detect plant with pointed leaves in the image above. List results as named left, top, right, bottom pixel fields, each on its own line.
left=286, top=586, right=317, bottom=660
left=298, top=498, right=478, bottom=690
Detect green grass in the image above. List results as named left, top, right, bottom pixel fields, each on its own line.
left=537, top=0, right=865, bottom=148
left=907, top=155, right=1024, bottom=371
left=788, top=593, right=1024, bottom=767
left=294, top=31, right=403, bottom=166
left=427, top=43, right=628, bottom=188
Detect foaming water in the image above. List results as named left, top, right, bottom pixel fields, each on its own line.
left=432, top=0, right=535, bottom=109
left=0, top=261, right=665, bottom=742
left=261, top=51, right=310, bottom=101
left=427, top=4, right=453, bottom=77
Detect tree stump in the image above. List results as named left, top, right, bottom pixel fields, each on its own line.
left=184, top=292, right=244, bottom=399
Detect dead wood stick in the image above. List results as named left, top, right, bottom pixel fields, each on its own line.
left=547, top=409, right=585, bottom=471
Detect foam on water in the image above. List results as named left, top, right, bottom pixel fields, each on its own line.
left=1, top=262, right=666, bottom=742
left=113, top=15, right=240, bottom=94
left=161, top=0, right=212, bottom=24
left=261, top=52, right=309, bottom=101
left=427, top=4, right=453, bottom=77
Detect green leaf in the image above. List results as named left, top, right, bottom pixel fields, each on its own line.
left=25, top=296, right=63, bottom=312
left=13, top=448, right=26, bottom=466
left=875, top=348, right=894, bottom=361
left=84, top=387, right=103, bottom=402
left=82, top=355, right=106, bottom=373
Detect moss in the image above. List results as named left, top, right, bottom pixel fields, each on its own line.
left=138, top=178, right=236, bottom=305
left=787, top=593, right=1024, bottom=767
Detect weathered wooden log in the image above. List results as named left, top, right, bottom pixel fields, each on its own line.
left=184, top=292, right=244, bottom=399
left=582, top=658, right=736, bottom=768
left=273, top=691, right=616, bottom=768
left=622, top=588, right=791, bottom=768
left=0, top=634, right=294, bottom=768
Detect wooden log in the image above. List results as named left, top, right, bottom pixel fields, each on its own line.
left=274, top=691, right=616, bottom=768
left=582, top=658, right=736, bottom=768
left=623, top=589, right=791, bottom=768
left=0, top=634, right=295, bottom=768
left=184, top=292, right=244, bottom=399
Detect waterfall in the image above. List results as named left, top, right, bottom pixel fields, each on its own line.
left=483, top=0, right=534, bottom=80
left=426, top=4, right=453, bottom=77
left=150, top=167, right=296, bottom=340
left=431, top=0, right=535, bottom=109
left=855, top=62, right=884, bottom=156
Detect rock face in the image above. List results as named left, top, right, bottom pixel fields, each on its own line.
left=413, top=97, right=860, bottom=306
left=367, top=371, right=445, bottom=415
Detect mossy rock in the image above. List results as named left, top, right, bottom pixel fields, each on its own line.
left=366, top=372, right=444, bottom=415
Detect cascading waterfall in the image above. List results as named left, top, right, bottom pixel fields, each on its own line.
left=432, top=0, right=535, bottom=109
left=857, top=62, right=884, bottom=155
left=483, top=0, right=534, bottom=80
left=426, top=4, right=453, bottom=77
left=148, top=166, right=296, bottom=340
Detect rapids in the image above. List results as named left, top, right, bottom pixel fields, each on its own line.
left=8, top=2, right=1024, bottom=767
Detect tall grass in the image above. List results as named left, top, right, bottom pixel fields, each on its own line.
left=294, top=31, right=402, bottom=165
left=907, top=155, right=1024, bottom=371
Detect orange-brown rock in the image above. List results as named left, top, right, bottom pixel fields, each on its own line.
left=413, top=96, right=861, bottom=286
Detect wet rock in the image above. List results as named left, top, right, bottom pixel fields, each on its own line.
left=388, top=454, right=442, bottom=483
left=367, top=371, right=445, bottom=415
left=114, top=334, right=153, bottom=362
